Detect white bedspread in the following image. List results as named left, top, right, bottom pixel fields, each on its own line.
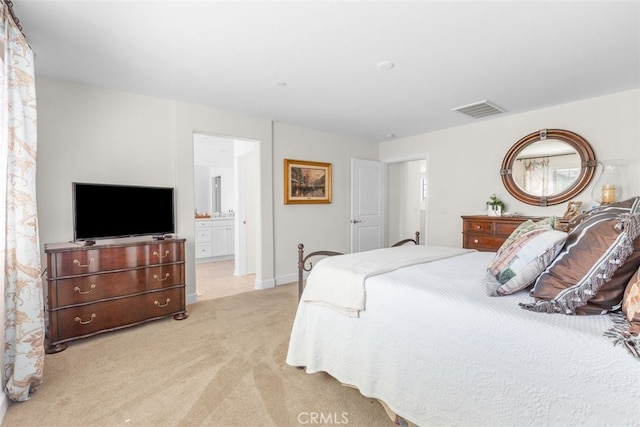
left=286, top=251, right=640, bottom=427
left=302, top=245, right=473, bottom=316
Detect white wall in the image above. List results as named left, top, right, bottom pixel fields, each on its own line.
left=34, top=78, right=639, bottom=293
left=193, top=166, right=211, bottom=214
left=36, top=79, right=175, bottom=248
left=272, top=123, right=377, bottom=282
left=36, top=77, right=275, bottom=302
left=380, top=89, right=640, bottom=247
left=35, top=77, right=378, bottom=295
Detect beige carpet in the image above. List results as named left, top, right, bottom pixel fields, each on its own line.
left=3, top=284, right=392, bottom=427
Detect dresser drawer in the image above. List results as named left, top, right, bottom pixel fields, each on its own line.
left=49, top=242, right=185, bottom=278
left=50, top=263, right=185, bottom=307
left=461, top=215, right=545, bottom=252
left=464, top=220, right=494, bottom=234
left=49, top=287, right=184, bottom=343
left=494, top=221, right=521, bottom=236
left=464, top=234, right=505, bottom=252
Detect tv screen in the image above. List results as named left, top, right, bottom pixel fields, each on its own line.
left=73, top=182, right=175, bottom=242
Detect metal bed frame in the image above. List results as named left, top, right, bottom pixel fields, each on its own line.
left=296, top=231, right=420, bottom=300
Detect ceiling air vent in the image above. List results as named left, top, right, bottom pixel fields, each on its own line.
left=451, top=100, right=506, bottom=119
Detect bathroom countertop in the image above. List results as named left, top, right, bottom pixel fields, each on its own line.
left=194, top=216, right=234, bottom=221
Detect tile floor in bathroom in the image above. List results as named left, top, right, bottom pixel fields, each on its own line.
left=195, top=259, right=256, bottom=300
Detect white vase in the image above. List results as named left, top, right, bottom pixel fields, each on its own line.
left=487, top=206, right=502, bottom=217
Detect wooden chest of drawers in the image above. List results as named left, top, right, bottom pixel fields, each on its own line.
left=45, top=238, right=188, bottom=353
left=461, top=215, right=542, bottom=252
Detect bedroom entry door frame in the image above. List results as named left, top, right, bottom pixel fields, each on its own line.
left=351, top=155, right=430, bottom=253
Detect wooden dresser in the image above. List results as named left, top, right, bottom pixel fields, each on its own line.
left=44, top=238, right=188, bottom=353
left=461, top=215, right=544, bottom=252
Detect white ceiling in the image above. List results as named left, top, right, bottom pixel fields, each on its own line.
left=193, top=133, right=235, bottom=167
left=13, top=1, right=640, bottom=143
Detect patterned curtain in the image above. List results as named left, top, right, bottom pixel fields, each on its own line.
left=523, top=157, right=549, bottom=196
left=0, top=3, right=44, bottom=401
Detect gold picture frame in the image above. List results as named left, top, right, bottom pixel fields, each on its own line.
left=284, top=159, right=332, bottom=204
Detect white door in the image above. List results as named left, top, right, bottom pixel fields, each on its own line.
left=235, top=149, right=257, bottom=276
left=351, top=158, right=387, bottom=253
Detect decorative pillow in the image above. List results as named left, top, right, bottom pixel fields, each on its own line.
left=486, top=227, right=567, bottom=296
left=522, top=197, right=640, bottom=315
left=622, top=266, right=640, bottom=335
left=496, top=216, right=558, bottom=254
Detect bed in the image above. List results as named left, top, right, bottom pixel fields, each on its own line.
left=286, top=199, right=640, bottom=427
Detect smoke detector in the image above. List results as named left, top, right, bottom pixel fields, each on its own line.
left=451, top=100, right=506, bottom=119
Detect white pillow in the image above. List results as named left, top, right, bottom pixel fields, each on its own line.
left=486, top=227, right=567, bottom=296
left=495, top=216, right=557, bottom=254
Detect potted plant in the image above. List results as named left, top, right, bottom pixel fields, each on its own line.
left=486, top=194, right=505, bottom=217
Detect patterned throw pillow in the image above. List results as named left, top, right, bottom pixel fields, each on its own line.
left=522, top=197, right=640, bottom=315
left=486, top=227, right=567, bottom=296
left=496, top=216, right=557, bottom=254
left=622, top=267, right=640, bottom=335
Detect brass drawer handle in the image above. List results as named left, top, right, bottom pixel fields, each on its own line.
left=154, top=298, right=171, bottom=308
left=73, top=258, right=94, bottom=268
left=153, top=273, right=170, bottom=282
left=74, top=284, right=96, bottom=294
left=153, top=250, right=170, bottom=259
left=74, top=313, right=96, bottom=325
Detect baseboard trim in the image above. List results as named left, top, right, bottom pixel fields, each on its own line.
left=190, top=274, right=300, bottom=295
left=275, top=273, right=299, bottom=286
left=254, top=278, right=275, bottom=290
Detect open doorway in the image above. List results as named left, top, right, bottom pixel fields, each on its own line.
left=193, top=133, right=258, bottom=300
left=387, top=159, right=428, bottom=245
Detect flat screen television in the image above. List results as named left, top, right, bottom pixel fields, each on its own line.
left=73, top=182, right=175, bottom=243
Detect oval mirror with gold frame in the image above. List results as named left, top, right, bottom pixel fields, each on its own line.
left=500, top=129, right=597, bottom=206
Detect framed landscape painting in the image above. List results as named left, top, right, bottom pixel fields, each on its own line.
left=284, top=159, right=332, bottom=204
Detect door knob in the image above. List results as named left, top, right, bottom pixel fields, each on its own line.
left=350, top=219, right=362, bottom=224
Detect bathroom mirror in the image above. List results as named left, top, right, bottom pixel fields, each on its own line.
left=500, top=129, right=597, bottom=206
